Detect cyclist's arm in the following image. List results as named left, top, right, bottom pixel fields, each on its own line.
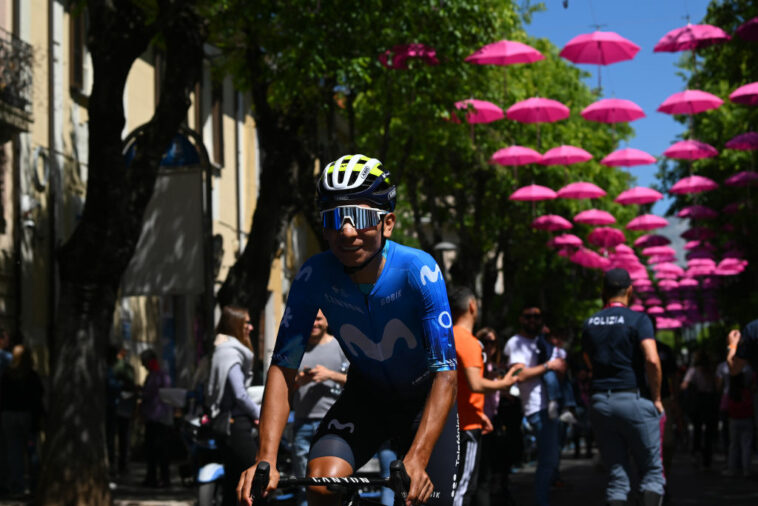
left=403, top=369, right=456, bottom=505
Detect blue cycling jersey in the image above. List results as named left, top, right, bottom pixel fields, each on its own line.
left=271, top=240, right=456, bottom=398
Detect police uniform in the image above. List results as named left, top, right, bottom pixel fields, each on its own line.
left=582, top=269, right=665, bottom=505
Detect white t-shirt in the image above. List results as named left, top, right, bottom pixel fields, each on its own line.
left=505, top=334, right=547, bottom=416
left=551, top=346, right=567, bottom=360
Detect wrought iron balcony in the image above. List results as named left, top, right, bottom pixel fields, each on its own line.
left=0, top=27, right=33, bottom=139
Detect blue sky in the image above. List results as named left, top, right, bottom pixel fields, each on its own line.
left=525, top=0, right=713, bottom=216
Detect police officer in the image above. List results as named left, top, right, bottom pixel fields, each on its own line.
left=582, top=268, right=665, bottom=506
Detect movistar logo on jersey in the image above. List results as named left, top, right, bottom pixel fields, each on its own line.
left=340, top=319, right=417, bottom=361
left=420, top=264, right=442, bottom=286
left=588, top=315, right=626, bottom=326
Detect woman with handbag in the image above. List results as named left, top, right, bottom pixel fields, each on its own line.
left=206, top=306, right=260, bottom=506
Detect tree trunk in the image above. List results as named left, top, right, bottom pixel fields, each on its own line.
left=36, top=2, right=206, bottom=503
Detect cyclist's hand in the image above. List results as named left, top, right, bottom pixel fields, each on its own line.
left=403, top=457, right=434, bottom=506
left=236, top=461, right=280, bottom=505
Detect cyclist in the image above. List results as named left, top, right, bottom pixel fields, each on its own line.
left=237, top=154, right=466, bottom=506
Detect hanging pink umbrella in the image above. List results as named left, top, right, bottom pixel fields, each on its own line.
left=556, top=182, right=606, bottom=199
left=688, top=258, right=716, bottom=268
left=681, top=227, right=716, bottom=241
left=490, top=146, right=543, bottom=166
left=588, top=227, right=626, bottom=248
left=601, top=147, right=656, bottom=167
left=655, top=270, right=679, bottom=280
left=466, top=39, right=544, bottom=65
left=379, top=44, right=439, bottom=69
left=654, top=262, right=684, bottom=274
left=452, top=99, right=504, bottom=124
left=615, top=244, right=635, bottom=255
left=724, top=170, right=758, bottom=187
left=658, top=279, right=679, bottom=290
left=647, top=306, right=665, bottom=315
left=509, top=184, right=557, bottom=201
left=648, top=254, right=677, bottom=265
left=627, top=214, right=669, bottom=231
left=574, top=209, right=616, bottom=225
left=643, top=246, right=677, bottom=257
left=679, top=278, right=699, bottom=289
left=560, top=31, right=640, bottom=64
left=729, top=82, right=758, bottom=106
left=687, top=249, right=716, bottom=261
left=553, top=234, right=583, bottom=247
left=684, top=240, right=714, bottom=251
left=736, top=17, right=758, bottom=41
left=677, top=205, right=718, bottom=220
left=615, top=186, right=663, bottom=205
left=541, top=145, right=593, bottom=166
left=725, top=132, right=758, bottom=150
left=657, top=90, right=723, bottom=115
left=630, top=304, right=645, bottom=312
left=669, top=175, right=718, bottom=194
left=634, top=278, right=653, bottom=287
left=532, top=215, right=573, bottom=231
left=634, top=234, right=670, bottom=248
left=666, top=302, right=684, bottom=312
left=645, top=297, right=664, bottom=306
left=663, top=140, right=719, bottom=160
left=581, top=98, right=645, bottom=123
left=506, top=98, right=570, bottom=123
left=654, top=24, right=731, bottom=52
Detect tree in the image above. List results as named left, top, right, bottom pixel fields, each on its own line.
left=36, top=2, right=207, bottom=504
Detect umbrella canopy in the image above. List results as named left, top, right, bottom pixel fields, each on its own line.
left=681, top=227, right=716, bottom=241
left=490, top=146, right=543, bottom=166
left=658, top=279, right=679, bottom=290
left=379, top=44, right=439, bottom=69
left=560, top=31, right=640, bottom=64
left=601, top=147, right=656, bottom=167
left=736, top=17, right=758, bottom=41
left=509, top=184, right=557, bottom=201
left=687, top=249, right=716, bottom=261
left=645, top=297, right=664, bottom=306
left=677, top=205, right=718, bottom=220
left=643, top=246, right=677, bottom=257
left=725, top=132, right=758, bottom=150
left=506, top=97, right=570, bottom=123
left=724, top=170, right=758, bottom=187
left=648, top=254, right=677, bottom=265
left=532, top=215, right=573, bottom=231
left=654, top=24, right=731, bottom=52
left=627, top=214, right=669, bottom=231
left=570, top=248, right=610, bottom=270
left=588, top=227, right=626, bottom=248
left=729, top=82, right=758, bottom=106
left=634, top=234, right=670, bottom=248
left=689, top=258, right=716, bottom=268
left=656, top=317, right=682, bottom=329
left=541, top=145, right=593, bottom=166
left=647, top=306, right=665, bottom=315
left=615, top=244, right=635, bottom=255
left=684, top=240, right=715, bottom=251
left=666, top=302, right=684, bottom=312
left=556, top=182, right=606, bottom=199
left=465, top=39, right=544, bottom=65
left=663, top=140, right=719, bottom=160
left=452, top=99, right=504, bottom=124
left=679, top=278, right=699, bottom=289
left=574, top=209, right=616, bottom=225
left=615, top=186, right=663, bottom=205
left=581, top=98, right=645, bottom=123
left=553, top=234, right=583, bottom=247
left=669, top=175, right=719, bottom=194
left=657, top=90, right=723, bottom=115
left=630, top=304, right=645, bottom=312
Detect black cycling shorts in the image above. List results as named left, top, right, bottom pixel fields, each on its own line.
left=308, top=370, right=459, bottom=505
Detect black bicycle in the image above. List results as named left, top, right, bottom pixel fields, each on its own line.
left=251, top=460, right=411, bottom=506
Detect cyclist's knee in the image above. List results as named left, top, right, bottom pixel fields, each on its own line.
left=306, top=456, right=353, bottom=505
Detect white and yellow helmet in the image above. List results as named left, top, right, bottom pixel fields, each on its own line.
left=318, top=154, right=397, bottom=211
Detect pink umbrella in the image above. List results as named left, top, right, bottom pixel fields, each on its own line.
left=648, top=254, right=677, bottom=265
left=647, top=306, right=665, bottom=315
left=729, top=82, right=758, bottom=106
left=669, top=175, right=718, bottom=194
left=630, top=304, right=645, bottom=312
left=663, top=140, right=719, bottom=160
left=684, top=240, right=714, bottom=251
left=453, top=99, right=504, bottom=124
left=679, top=278, right=699, bottom=289
left=466, top=40, right=544, bottom=65
left=509, top=184, right=557, bottom=201
left=687, top=265, right=715, bottom=277
left=615, top=244, right=635, bottom=255
left=687, top=249, right=716, bottom=261
left=541, top=145, right=593, bottom=166
left=657, top=90, right=723, bottom=115
left=658, top=279, right=679, bottom=290
left=656, top=317, right=682, bottom=329
left=724, top=170, right=758, bottom=187
left=666, top=302, right=684, bottom=312
left=634, top=278, right=653, bottom=287
left=736, top=17, right=758, bottom=41
left=379, top=44, right=439, bottom=69
left=601, top=147, right=656, bottom=167
left=506, top=98, right=570, bottom=123
left=655, top=271, right=679, bottom=280
left=553, top=234, right=583, bottom=247
left=581, top=98, right=645, bottom=123
left=643, top=246, right=677, bottom=257
left=532, top=215, right=573, bottom=231
left=725, top=132, right=758, bottom=150
left=588, top=227, right=626, bottom=248
left=654, top=262, right=684, bottom=274
left=634, top=234, right=670, bottom=248
left=627, top=214, right=669, bottom=231
left=645, top=297, right=663, bottom=306
left=490, top=146, right=542, bottom=166
left=677, top=205, right=718, bottom=220
left=560, top=31, right=640, bottom=64
left=615, top=186, right=663, bottom=205
left=574, top=209, right=616, bottom=225
left=654, top=24, right=731, bottom=52
left=556, top=182, right=606, bottom=199
left=681, top=227, right=716, bottom=241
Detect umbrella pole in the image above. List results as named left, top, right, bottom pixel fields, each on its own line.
left=504, top=67, right=508, bottom=103
left=536, top=123, right=541, bottom=150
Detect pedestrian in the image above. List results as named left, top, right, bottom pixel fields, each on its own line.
left=723, top=369, right=755, bottom=477
left=0, top=329, right=12, bottom=495
left=206, top=306, right=260, bottom=506
left=504, top=304, right=567, bottom=506
left=113, top=347, right=136, bottom=474
left=448, top=287, right=519, bottom=506
left=680, top=350, right=718, bottom=469
left=582, top=268, right=665, bottom=506
left=291, top=309, right=347, bottom=506
left=474, top=326, right=503, bottom=506
left=570, top=363, right=593, bottom=459
left=139, top=348, right=173, bottom=488
left=727, top=319, right=758, bottom=374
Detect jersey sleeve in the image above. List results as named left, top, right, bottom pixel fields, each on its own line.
left=407, top=253, right=456, bottom=372
left=270, top=257, right=321, bottom=370
left=635, top=313, right=655, bottom=342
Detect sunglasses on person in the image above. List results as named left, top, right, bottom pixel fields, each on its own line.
left=321, top=206, right=387, bottom=231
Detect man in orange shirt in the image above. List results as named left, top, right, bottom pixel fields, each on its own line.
left=448, top=286, right=520, bottom=506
